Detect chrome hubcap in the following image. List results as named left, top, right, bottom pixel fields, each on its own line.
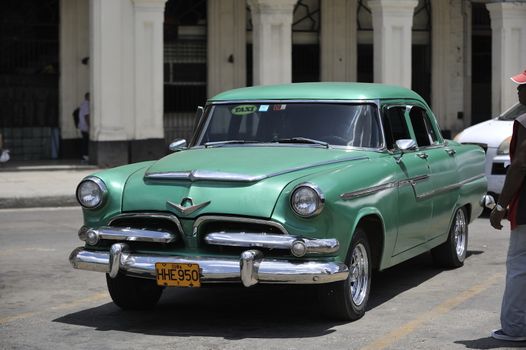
left=453, top=209, right=467, bottom=261
left=349, top=243, right=369, bottom=306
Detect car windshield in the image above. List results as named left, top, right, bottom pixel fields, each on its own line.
left=196, top=103, right=383, bottom=148
left=498, top=102, right=526, bottom=121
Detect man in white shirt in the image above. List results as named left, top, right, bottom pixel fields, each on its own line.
left=78, top=92, right=90, bottom=161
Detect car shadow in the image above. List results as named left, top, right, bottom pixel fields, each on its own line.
left=54, top=285, right=340, bottom=339
left=455, top=337, right=526, bottom=349
left=367, top=249, right=482, bottom=310
left=54, top=250, right=484, bottom=338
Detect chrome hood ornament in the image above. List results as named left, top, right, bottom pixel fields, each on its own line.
left=167, top=197, right=211, bottom=215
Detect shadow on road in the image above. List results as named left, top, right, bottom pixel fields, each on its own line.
left=367, top=249, right=483, bottom=310
left=54, top=250, right=485, bottom=338
left=54, top=285, right=341, bottom=339
left=455, top=337, right=526, bottom=349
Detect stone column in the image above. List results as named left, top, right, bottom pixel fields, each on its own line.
left=430, top=0, right=465, bottom=134
left=320, top=0, right=357, bottom=82
left=248, top=0, right=297, bottom=86
left=487, top=2, right=526, bottom=115
left=90, top=0, right=131, bottom=166
left=369, top=0, right=418, bottom=88
left=131, top=0, right=167, bottom=162
left=207, top=0, right=246, bottom=97
left=59, top=0, right=89, bottom=154
left=90, top=0, right=166, bottom=167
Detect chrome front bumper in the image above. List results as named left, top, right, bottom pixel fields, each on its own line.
left=69, top=243, right=349, bottom=287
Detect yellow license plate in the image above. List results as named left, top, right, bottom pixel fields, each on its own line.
left=155, top=262, right=201, bottom=287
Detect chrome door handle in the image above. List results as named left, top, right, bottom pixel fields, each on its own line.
left=417, top=153, right=428, bottom=159
left=445, top=149, right=456, bottom=156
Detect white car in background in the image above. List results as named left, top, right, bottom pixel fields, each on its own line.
left=454, top=102, right=526, bottom=197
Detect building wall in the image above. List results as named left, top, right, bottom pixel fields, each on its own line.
left=54, top=0, right=526, bottom=166
left=60, top=0, right=89, bottom=144
left=431, top=0, right=466, bottom=136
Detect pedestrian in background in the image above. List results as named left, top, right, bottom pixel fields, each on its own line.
left=489, top=69, right=526, bottom=342
left=78, top=92, right=90, bottom=162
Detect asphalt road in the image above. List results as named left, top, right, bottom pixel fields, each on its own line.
left=0, top=207, right=523, bottom=350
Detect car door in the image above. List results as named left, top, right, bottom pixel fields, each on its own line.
left=406, top=106, right=460, bottom=241
left=382, top=105, right=434, bottom=255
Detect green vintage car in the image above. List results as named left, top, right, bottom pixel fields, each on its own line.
left=70, top=82, right=487, bottom=320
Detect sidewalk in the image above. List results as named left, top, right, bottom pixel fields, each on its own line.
left=0, top=160, right=99, bottom=209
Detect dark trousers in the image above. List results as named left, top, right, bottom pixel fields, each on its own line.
left=81, top=131, right=89, bottom=157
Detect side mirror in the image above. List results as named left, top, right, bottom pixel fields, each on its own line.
left=169, top=139, right=187, bottom=152
left=396, top=139, right=417, bottom=152
left=480, top=194, right=496, bottom=209
left=394, top=139, right=417, bottom=164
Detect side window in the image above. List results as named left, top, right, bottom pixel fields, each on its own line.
left=408, top=107, right=439, bottom=147
left=382, top=106, right=411, bottom=150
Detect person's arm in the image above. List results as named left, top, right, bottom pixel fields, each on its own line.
left=490, top=125, right=526, bottom=229
left=499, top=127, right=526, bottom=207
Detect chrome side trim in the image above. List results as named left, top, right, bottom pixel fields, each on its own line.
left=204, top=232, right=340, bottom=255
left=340, top=175, right=429, bottom=200
left=416, top=174, right=485, bottom=201
left=86, top=226, right=177, bottom=244
left=144, top=156, right=369, bottom=183
left=69, top=245, right=349, bottom=285
left=192, top=215, right=289, bottom=236
left=340, top=173, right=484, bottom=201
left=340, top=181, right=398, bottom=200
left=108, top=212, right=184, bottom=236
left=398, top=174, right=430, bottom=187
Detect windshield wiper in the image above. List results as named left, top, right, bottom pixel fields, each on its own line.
left=204, top=140, right=261, bottom=148
left=272, top=137, right=329, bottom=148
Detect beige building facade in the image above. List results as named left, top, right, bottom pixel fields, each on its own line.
left=56, top=0, right=526, bottom=167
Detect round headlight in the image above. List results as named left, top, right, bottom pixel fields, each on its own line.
left=497, top=136, right=512, bottom=155
left=76, top=177, right=107, bottom=209
left=290, top=183, right=324, bottom=217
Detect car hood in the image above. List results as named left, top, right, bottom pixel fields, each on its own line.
left=456, top=118, right=513, bottom=147
left=122, top=146, right=369, bottom=218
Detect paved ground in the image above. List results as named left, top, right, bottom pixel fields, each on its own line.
left=0, top=161, right=98, bottom=208
left=0, top=207, right=523, bottom=350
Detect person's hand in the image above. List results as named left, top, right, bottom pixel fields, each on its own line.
left=490, top=207, right=506, bottom=230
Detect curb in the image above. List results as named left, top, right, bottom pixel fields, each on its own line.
left=0, top=195, right=79, bottom=209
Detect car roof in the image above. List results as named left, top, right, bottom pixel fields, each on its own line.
left=209, top=82, right=425, bottom=103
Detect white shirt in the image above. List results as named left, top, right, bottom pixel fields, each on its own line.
left=78, top=99, right=90, bottom=133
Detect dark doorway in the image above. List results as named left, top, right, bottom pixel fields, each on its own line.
left=357, top=44, right=373, bottom=83
left=471, top=2, right=492, bottom=125
left=292, top=44, right=320, bottom=82
left=164, top=0, right=207, bottom=143
left=0, top=0, right=59, bottom=160
left=412, top=44, right=431, bottom=105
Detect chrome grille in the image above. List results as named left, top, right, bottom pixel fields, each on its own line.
left=107, top=213, right=184, bottom=248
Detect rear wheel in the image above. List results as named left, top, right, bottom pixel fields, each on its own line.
left=318, top=228, right=372, bottom=321
left=106, top=273, right=163, bottom=310
left=432, top=207, right=468, bottom=268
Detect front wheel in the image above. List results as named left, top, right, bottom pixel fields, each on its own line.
left=432, top=206, right=468, bottom=268
left=106, top=273, right=164, bottom=310
left=318, top=228, right=372, bottom=321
